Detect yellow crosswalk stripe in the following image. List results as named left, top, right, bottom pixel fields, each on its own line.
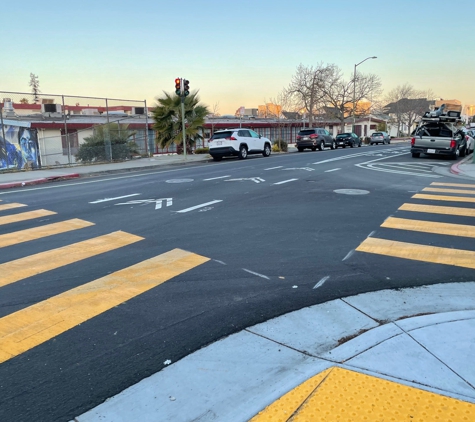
left=382, top=217, right=475, bottom=238
left=423, top=187, right=475, bottom=195
left=412, top=193, right=475, bottom=203
left=0, top=209, right=57, bottom=226
left=251, top=367, right=475, bottom=421
left=0, top=248, right=209, bottom=364
left=356, top=237, right=475, bottom=269
left=0, top=231, right=143, bottom=288
left=0, top=219, right=95, bottom=248
left=0, top=203, right=27, bottom=212
left=431, top=181, right=475, bottom=188
left=399, top=203, right=475, bottom=217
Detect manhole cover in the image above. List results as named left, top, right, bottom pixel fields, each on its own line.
left=333, top=189, right=370, bottom=195
left=166, top=178, right=194, bottom=183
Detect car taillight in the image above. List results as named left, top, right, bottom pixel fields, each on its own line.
left=466, top=135, right=469, bottom=140
left=310, top=134, right=318, bottom=138
left=411, top=137, right=415, bottom=146
left=296, top=135, right=301, bottom=140
left=225, top=136, right=237, bottom=140
left=450, top=140, right=456, bottom=148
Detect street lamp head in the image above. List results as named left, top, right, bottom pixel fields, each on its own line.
left=371, top=56, right=377, bottom=59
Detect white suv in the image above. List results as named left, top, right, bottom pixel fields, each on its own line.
left=208, top=128, right=272, bottom=161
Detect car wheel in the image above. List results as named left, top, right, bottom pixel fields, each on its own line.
left=343, top=145, right=346, bottom=148
left=358, top=141, right=362, bottom=147
left=319, top=141, right=325, bottom=151
left=262, top=143, right=271, bottom=157
left=412, top=152, right=420, bottom=158
left=460, top=146, right=466, bottom=158
left=297, top=147, right=303, bottom=152
left=370, top=142, right=374, bottom=145
left=238, top=145, right=248, bottom=159
left=331, top=141, right=336, bottom=150
left=212, top=156, right=222, bottom=161
left=311, top=147, right=317, bottom=151
left=350, top=141, right=354, bottom=148
left=383, top=140, right=387, bottom=145
left=451, top=147, right=460, bottom=160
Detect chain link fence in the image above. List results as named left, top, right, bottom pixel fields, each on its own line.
left=1, top=91, right=153, bottom=170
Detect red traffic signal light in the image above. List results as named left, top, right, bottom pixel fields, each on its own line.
left=183, top=79, right=190, bottom=97
left=175, top=78, right=182, bottom=95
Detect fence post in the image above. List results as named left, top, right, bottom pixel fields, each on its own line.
left=105, top=98, right=112, bottom=161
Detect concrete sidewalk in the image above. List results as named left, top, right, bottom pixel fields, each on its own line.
left=75, top=282, right=475, bottom=421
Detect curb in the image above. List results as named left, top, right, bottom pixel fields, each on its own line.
left=0, top=173, right=80, bottom=190
left=450, top=154, right=473, bottom=175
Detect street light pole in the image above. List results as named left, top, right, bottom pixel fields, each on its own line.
left=352, top=56, right=377, bottom=133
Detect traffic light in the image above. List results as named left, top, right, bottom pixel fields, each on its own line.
left=175, top=78, right=182, bottom=95
left=183, top=79, right=190, bottom=97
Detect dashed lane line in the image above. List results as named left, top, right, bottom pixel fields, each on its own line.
left=274, top=179, right=298, bottom=185
left=175, top=200, right=223, bottom=213
left=89, top=194, right=140, bottom=204
left=203, top=176, right=231, bottom=181
left=242, top=269, right=270, bottom=280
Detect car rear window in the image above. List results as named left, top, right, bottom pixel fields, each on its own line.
left=372, top=132, right=383, bottom=136
left=298, top=130, right=316, bottom=136
left=211, top=131, right=234, bottom=140
left=336, top=133, right=350, bottom=138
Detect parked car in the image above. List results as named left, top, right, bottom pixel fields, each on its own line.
left=465, top=129, right=475, bottom=154
left=208, top=128, right=272, bottom=161
left=335, top=133, right=361, bottom=148
left=296, top=128, right=335, bottom=152
left=370, top=131, right=391, bottom=145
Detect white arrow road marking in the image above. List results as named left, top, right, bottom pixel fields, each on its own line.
left=282, top=167, right=315, bottom=171
left=203, top=175, right=231, bottom=181
left=242, top=268, right=270, bottom=280
left=89, top=194, right=140, bottom=204
left=313, top=276, right=330, bottom=289
left=225, top=178, right=265, bottom=183
left=115, top=198, right=173, bottom=210
left=274, top=179, right=298, bottom=185
left=176, top=200, right=223, bottom=213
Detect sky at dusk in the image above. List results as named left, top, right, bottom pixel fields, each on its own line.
left=2, top=0, right=474, bottom=115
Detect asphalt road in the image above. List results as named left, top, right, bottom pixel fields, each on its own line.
left=0, top=144, right=473, bottom=421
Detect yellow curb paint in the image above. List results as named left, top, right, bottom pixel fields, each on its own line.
left=250, top=368, right=333, bottom=421
left=0, top=218, right=95, bottom=248
left=252, top=367, right=475, bottom=421
left=423, top=187, right=475, bottom=195
left=0, top=203, right=27, bottom=212
left=0, top=231, right=143, bottom=288
left=399, top=203, right=475, bottom=217
left=412, top=194, right=475, bottom=204
left=356, top=237, right=475, bottom=269
left=382, top=217, right=475, bottom=238
left=431, top=182, right=475, bottom=188
left=0, top=209, right=57, bottom=226
left=0, top=248, right=209, bottom=364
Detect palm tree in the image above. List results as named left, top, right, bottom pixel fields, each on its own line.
left=152, top=91, right=209, bottom=153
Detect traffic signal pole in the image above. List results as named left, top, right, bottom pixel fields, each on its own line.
left=175, top=77, right=190, bottom=160
left=181, top=96, right=186, bottom=161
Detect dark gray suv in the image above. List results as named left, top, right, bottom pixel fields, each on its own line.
left=296, top=128, right=335, bottom=152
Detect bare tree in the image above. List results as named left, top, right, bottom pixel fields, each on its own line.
left=29, top=73, right=40, bottom=104
left=285, top=63, right=328, bottom=127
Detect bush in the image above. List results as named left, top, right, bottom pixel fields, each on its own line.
left=194, top=147, right=209, bottom=154
left=272, top=139, right=288, bottom=152
left=272, top=144, right=280, bottom=152
left=363, top=136, right=371, bottom=144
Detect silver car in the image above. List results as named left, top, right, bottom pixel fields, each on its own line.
left=370, top=131, right=390, bottom=145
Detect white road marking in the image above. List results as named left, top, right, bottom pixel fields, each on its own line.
left=313, top=152, right=367, bottom=164
left=368, top=230, right=376, bottom=237
left=274, top=179, right=298, bottom=185
left=264, top=166, right=283, bottom=170
left=313, top=276, right=330, bottom=289
left=203, top=175, right=231, bottom=181
left=282, top=167, right=314, bottom=171
left=214, top=260, right=227, bottom=265
left=242, top=268, right=270, bottom=280
left=343, top=250, right=355, bottom=261
left=225, top=177, right=265, bottom=183
left=176, top=200, right=222, bottom=213
left=89, top=194, right=140, bottom=204
left=325, top=168, right=341, bottom=173
left=154, top=198, right=173, bottom=209
left=115, top=198, right=173, bottom=210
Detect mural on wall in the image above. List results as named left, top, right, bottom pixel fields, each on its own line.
left=0, top=125, right=41, bottom=170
